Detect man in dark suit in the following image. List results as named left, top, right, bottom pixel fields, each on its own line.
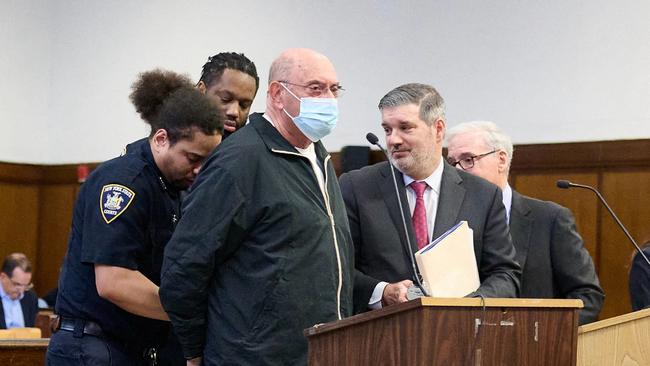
left=0, top=253, right=38, bottom=328
left=339, top=83, right=521, bottom=312
left=445, top=121, right=604, bottom=324
left=629, top=241, right=650, bottom=311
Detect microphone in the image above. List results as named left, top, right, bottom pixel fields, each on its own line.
left=366, top=133, right=430, bottom=297
left=556, top=180, right=650, bottom=268
left=365, top=132, right=379, bottom=145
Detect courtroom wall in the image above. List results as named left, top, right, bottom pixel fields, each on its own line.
left=2, top=1, right=649, bottom=164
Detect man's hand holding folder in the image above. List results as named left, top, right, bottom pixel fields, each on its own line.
left=414, top=221, right=480, bottom=297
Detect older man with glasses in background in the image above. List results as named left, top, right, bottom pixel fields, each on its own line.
left=445, top=120, right=604, bottom=324
left=0, top=253, right=38, bottom=329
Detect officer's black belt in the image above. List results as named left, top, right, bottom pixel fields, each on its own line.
left=58, top=317, right=106, bottom=338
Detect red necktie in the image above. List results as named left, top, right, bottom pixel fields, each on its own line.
left=410, top=181, right=429, bottom=249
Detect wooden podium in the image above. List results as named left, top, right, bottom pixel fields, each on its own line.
left=305, top=297, right=582, bottom=366
left=577, top=308, right=650, bottom=365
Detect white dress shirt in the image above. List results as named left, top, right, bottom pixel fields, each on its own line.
left=502, top=184, right=513, bottom=223
left=0, top=285, right=25, bottom=328
left=369, top=159, right=444, bottom=308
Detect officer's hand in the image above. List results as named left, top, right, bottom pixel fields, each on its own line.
left=187, top=356, right=202, bottom=366
left=381, top=279, right=413, bottom=307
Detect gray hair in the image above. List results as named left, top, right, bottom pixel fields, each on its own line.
left=445, top=121, right=514, bottom=169
left=268, top=56, right=294, bottom=85
left=378, top=83, right=445, bottom=125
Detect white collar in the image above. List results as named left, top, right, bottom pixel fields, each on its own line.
left=0, top=283, right=22, bottom=302
left=502, top=183, right=513, bottom=222
left=402, top=159, right=443, bottom=193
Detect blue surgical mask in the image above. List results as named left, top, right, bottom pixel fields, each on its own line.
left=281, top=83, right=338, bottom=142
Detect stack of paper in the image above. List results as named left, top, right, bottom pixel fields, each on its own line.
left=415, top=221, right=480, bottom=297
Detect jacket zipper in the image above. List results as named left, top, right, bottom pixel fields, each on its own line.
left=271, top=149, right=344, bottom=320
left=322, top=155, right=343, bottom=320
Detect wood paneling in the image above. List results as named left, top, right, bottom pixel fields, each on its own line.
left=0, top=162, right=98, bottom=185
left=0, top=162, right=83, bottom=297
left=599, top=170, right=650, bottom=319
left=0, top=183, right=40, bottom=268
left=512, top=173, right=600, bottom=267
left=35, top=185, right=78, bottom=294
left=510, top=139, right=650, bottom=170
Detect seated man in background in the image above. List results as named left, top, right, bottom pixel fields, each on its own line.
left=0, top=253, right=38, bottom=329
left=445, top=120, right=604, bottom=324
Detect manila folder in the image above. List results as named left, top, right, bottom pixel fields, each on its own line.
left=415, top=221, right=480, bottom=297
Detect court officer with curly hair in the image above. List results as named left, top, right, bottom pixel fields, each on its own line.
left=46, top=69, right=224, bottom=366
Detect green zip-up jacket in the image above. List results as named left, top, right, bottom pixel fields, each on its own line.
left=160, top=113, right=354, bottom=365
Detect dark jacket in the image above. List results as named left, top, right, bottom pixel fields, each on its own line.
left=0, top=289, right=38, bottom=328
left=54, top=138, right=174, bottom=351
left=160, top=113, right=354, bottom=365
left=630, top=246, right=650, bottom=311
left=339, top=161, right=521, bottom=313
left=510, top=190, right=604, bottom=324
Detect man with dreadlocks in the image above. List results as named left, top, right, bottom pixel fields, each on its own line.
left=156, top=52, right=260, bottom=365
left=196, top=52, right=259, bottom=138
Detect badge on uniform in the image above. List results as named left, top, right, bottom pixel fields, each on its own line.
left=100, top=184, right=135, bottom=224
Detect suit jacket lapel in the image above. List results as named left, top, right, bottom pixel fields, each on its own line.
left=0, top=300, right=6, bottom=328
left=509, top=190, right=533, bottom=267
left=377, top=162, right=418, bottom=253
left=20, top=296, right=30, bottom=326
left=433, top=163, right=466, bottom=238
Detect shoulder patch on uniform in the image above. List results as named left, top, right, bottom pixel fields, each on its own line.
left=100, top=184, right=136, bottom=224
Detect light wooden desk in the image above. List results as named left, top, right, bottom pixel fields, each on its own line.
left=578, top=308, right=650, bottom=365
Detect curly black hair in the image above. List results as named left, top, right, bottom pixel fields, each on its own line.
left=199, top=52, right=259, bottom=92
left=130, top=69, right=224, bottom=144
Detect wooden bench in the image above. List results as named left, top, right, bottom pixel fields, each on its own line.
left=0, top=339, right=48, bottom=366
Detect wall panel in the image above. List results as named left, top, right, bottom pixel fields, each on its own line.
left=599, top=170, right=650, bottom=319
left=0, top=162, right=84, bottom=297
left=35, top=185, right=78, bottom=294
left=512, top=172, right=600, bottom=268
left=0, top=183, right=39, bottom=266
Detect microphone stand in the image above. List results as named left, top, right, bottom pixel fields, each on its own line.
left=367, top=133, right=430, bottom=297
left=557, top=180, right=650, bottom=268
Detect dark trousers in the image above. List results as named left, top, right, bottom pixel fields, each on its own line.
left=46, top=330, right=147, bottom=366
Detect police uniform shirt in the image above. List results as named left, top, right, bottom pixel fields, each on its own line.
left=56, top=138, right=180, bottom=350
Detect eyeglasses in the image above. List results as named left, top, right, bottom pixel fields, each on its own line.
left=448, top=150, right=497, bottom=170
left=278, top=80, right=344, bottom=98
left=9, top=279, right=33, bottom=291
